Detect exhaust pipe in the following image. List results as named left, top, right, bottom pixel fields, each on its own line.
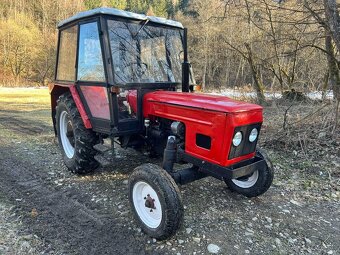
left=182, top=28, right=190, bottom=93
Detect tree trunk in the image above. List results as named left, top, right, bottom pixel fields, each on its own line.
left=324, top=0, right=340, bottom=53
left=325, top=34, right=340, bottom=97
left=322, top=0, right=340, bottom=131
left=334, top=99, right=339, bottom=132
left=202, top=35, right=208, bottom=90
left=322, top=71, right=329, bottom=100
left=245, top=43, right=266, bottom=104
left=323, top=0, right=340, bottom=102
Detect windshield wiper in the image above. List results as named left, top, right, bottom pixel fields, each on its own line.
left=133, top=19, right=149, bottom=38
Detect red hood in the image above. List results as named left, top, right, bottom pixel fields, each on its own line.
left=143, top=91, right=262, bottom=113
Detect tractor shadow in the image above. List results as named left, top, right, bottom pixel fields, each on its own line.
left=96, top=147, right=161, bottom=175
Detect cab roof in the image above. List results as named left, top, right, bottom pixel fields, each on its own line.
left=58, top=7, right=184, bottom=29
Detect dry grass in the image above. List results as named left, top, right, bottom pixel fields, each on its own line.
left=0, top=87, right=52, bottom=130
left=260, top=99, right=340, bottom=194
left=262, top=99, right=339, bottom=152
left=0, top=87, right=50, bottom=112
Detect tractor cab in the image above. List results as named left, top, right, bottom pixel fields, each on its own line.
left=54, top=8, right=191, bottom=135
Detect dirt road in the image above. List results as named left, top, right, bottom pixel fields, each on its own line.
left=0, top=88, right=339, bottom=255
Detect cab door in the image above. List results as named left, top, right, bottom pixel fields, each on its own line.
left=76, top=20, right=111, bottom=134
left=101, top=18, right=144, bottom=136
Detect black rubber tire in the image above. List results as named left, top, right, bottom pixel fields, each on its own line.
left=225, top=148, right=274, bottom=197
left=56, top=92, right=99, bottom=174
left=128, top=163, right=183, bottom=240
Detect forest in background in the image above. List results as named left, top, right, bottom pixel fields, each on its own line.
left=0, top=0, right=340, bottom=105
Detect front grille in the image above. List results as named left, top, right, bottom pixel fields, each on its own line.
left=228, top=123, right=262, bottom=159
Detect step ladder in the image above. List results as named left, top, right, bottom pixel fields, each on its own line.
left=93, top=139, right=114, bottom=167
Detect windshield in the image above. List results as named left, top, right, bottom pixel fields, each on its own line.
left=107, top=20, right=184, bottom=84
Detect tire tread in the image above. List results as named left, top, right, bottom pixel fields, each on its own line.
left=129, top=163, right=183, bottom=240
left=56, top=92, right=99, bottom=174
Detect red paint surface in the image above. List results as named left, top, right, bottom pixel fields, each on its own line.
left=144, top=91, right=263, bottom=113
left=49, top=84, right=69, bottom=117
left=80, top=86, right=110, bottom=120
left=69, top=86, right=92, bottom=129
left=127, top=90, right=138, bottom=113
left=142, top=91, right=263, bottom=167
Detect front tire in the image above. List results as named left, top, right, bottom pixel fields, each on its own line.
left=225, top=148, right=274, bottom=197
left=56, top=92, right=99, bottom=174
left=128, top=164, right=183, bottom=240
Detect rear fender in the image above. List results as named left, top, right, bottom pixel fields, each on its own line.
left=50, top=84, right=92, bottom=135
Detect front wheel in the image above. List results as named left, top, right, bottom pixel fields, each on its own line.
left=225, top=148, right=274, bottom=197
left=128, top=164, right=183, bottom=240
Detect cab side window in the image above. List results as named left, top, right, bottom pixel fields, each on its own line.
left=56, top=26, right=78, bottom=81
left=77, top=22, right=105, bottom=82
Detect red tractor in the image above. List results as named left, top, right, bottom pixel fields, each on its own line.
left=50, top=8, right=274, bottom=240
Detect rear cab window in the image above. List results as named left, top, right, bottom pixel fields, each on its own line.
left=56, top=25, right=78, bottom=81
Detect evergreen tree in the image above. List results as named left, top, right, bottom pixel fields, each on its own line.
left=179, top=0, right=189, bottom=11
left=166, top=0, right=177, bottom=19
left=127, top=0, right=148, bottom=14
left=146, top=5, right=154, bottom=16
left=178, top=0, right=195, bottom=15
left=106, top=0, right=127, bottom=10
left=150, top=0, right=167, bottom=17
left=84, top=0, right=102, bottom=10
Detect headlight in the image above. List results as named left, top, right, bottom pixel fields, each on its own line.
left=249, top=128, right=258, bottom=142
left=232, top=132, right=242, bottom=146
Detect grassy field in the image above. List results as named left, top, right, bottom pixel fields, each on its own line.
left=0, top=87, right=52, bottom=134
left=0, top=87, right=50, bottom=110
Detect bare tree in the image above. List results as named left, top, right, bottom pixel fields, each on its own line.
left=303, top=0, right=340, bottom=129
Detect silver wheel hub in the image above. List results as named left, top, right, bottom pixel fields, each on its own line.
left=132, top=181, right=162, bottom=229
left=232, top=170, right=259, bottom=188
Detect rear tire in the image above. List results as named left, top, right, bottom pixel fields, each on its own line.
left=56, top=92, right=99, bottom=174
left=225, top=148, right=274, bottom=197
left=128, top=163, right=183, bottom=240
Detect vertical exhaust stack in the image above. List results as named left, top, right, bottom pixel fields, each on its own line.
left=182, top=28, right=190, bottom=93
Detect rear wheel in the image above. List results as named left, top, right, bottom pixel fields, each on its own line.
left=56, top=92, right=99, bottom=174
left=225, top=148, right=274, bottom=197
left=128, top=163, right=183, bottom=240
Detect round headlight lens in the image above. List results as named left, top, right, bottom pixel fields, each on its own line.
left=232, top=132, right=242, bottom=147
left=249, top=128, right=258, bottom=142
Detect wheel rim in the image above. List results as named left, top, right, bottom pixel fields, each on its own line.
left=232, top=170, right=259, bottom=188
left=132, top=181, right=162, bottom=229
left=59, top=111, right=75, bottom=159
